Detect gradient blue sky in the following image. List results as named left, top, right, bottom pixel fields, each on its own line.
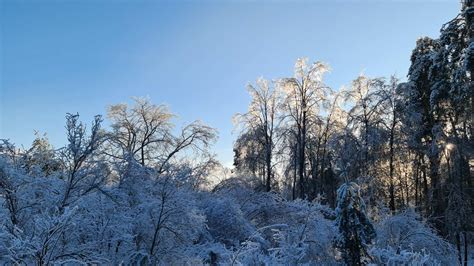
left=1, top=0, right=460, bottom=166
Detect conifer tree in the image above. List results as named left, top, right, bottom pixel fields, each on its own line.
left=334, top=182, right=376, bottom=265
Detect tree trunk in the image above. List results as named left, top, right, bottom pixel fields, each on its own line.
left=292, top=144, right=297, bottom=200
left=463, top=231, right=468, bottom=266
left=298, top=110, right=307, bottom=198
left=429, top=153, right=444, bottom=232
left=265, top=141, right=272, bottom=192
left=389, top=119, right=396, bottom=212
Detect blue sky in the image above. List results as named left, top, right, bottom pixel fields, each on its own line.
left=1, top=0, right=460, bottom=166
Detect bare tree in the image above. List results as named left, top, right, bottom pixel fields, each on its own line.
left=344, top=75, right=386, bottom=178
left=107, top=98, right=217, bottom=175
left=278, top=58, right=330, bottom=198
left=234, top=78, right=281, bottom=192
left=60, top=113, right=106, bottom=209
left=107, top=98, right=173, bottom=166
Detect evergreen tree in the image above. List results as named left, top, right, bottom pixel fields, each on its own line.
left=334, top=182, right=376, bottom=265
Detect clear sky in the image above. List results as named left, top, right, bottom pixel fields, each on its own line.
left=0, top=0, right=461, bottom=167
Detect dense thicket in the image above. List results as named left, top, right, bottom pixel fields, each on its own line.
left=0, top=136, right=458, bottom=264
left=1, top=2, right=472, bottom=265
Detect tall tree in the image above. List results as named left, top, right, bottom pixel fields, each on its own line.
left=278, top=58, right=330, bottom=198
left=234, top=78, right=281, bottom=192
left=344, top=75, right=386, bottom=178
left=379, top=76, right=402, bottom=212
left=399, top=37, right=445, bottom=226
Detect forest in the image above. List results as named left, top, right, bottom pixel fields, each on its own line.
left=0, top=2, right=473, bottom=266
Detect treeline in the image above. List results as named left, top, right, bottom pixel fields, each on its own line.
left=0, top=120, right=459, bottom=264
left=233, top=2, right=473, bottom=263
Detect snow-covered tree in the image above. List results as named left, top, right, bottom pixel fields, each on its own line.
left=278, top=58, right=331, bottom=199
left=234, top=77, right=282, bottom=192
left=334, top=182, right=376, bottom=265
left=106, top=98, right=217, bottom=174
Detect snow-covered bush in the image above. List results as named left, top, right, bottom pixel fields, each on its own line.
left=199, top=194, right=256, bottom=247
left=132, top=184, right=207, bottom=264
left=224, top=196, right=338, bottom=265
left=264, top=200, right=337, bottom=264
left=373, top=209, right=457, bottom=264
left=67, top=190, right=135, bottom=264
left=370, top=246, right=439, bottom=265
left=181, top=242, right=232, bottom=265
